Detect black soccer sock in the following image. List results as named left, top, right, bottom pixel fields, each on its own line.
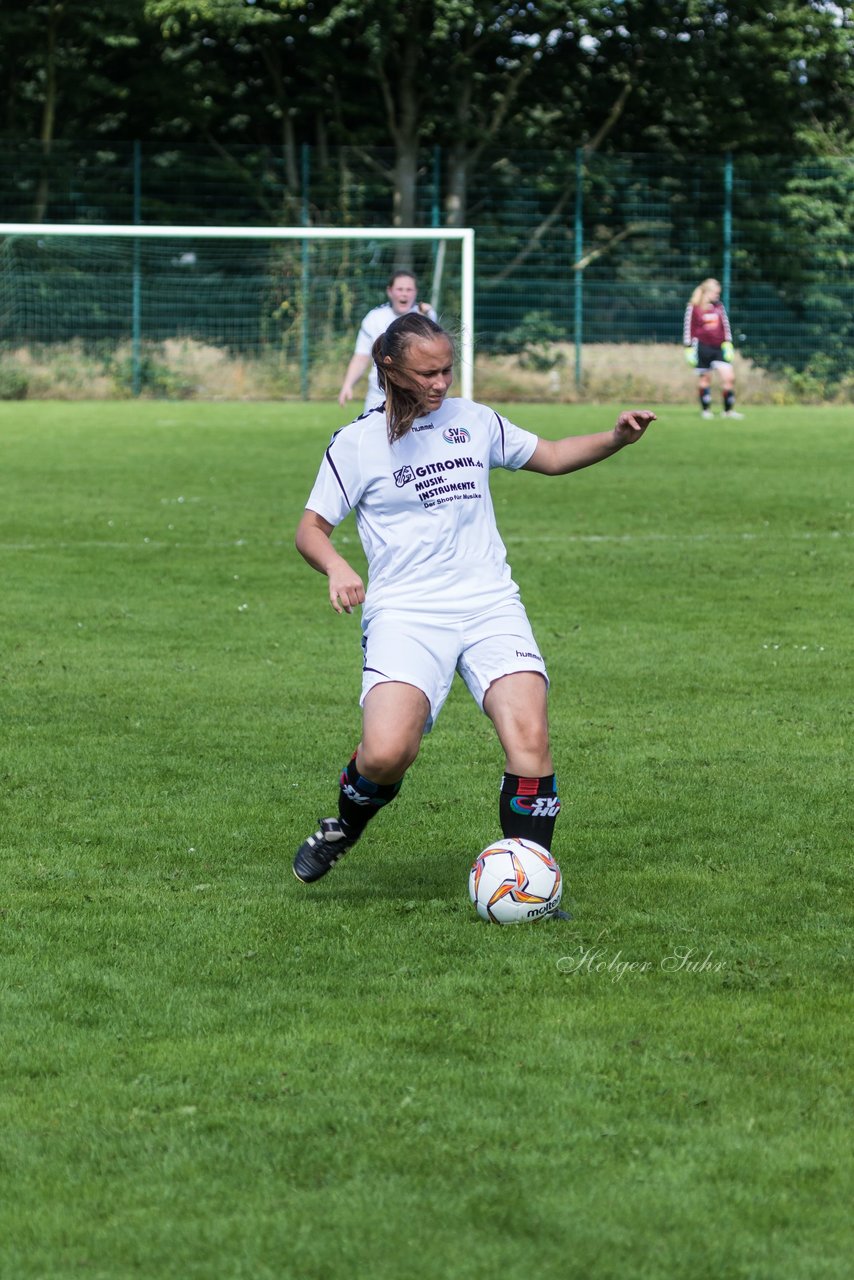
left=337, top=754, right=402, bottom=839
left=499, top=773, right=561, bottom=851
left=723, top=389, right=735, bottom=412
left=700, top=387, right=712, bottom=412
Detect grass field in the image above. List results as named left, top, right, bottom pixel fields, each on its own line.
left=1, top=400, right=851, bottom=1279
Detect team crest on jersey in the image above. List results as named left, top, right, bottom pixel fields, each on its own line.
left=393, top=465, right=416, bottom=487
left=443, top=426, right=470, bottom=444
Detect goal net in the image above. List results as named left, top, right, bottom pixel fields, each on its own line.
left=0, top=224, right=474, bottom=399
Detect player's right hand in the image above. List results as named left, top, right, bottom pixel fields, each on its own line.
left=338, top=386, right=354, bottom=406
left=327, top=566, right=365, bottom=615
left=684, top=343, right=698, bottom=367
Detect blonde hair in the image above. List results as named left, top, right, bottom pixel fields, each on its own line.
left=372, top=313, right=453, bottom=444
left=691, top=278, right=720, bottom=307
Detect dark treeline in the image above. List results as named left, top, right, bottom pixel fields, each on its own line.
left=1, top=0, right=852, bottom=227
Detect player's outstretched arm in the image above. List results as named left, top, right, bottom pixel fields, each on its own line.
left=295, top=509, right=365, bottom=614
left=523, top=410, right=657, bottom=476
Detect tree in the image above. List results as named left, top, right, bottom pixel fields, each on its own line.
left=566, top=1, right=854, bottom=157
left=310, top=0, right=606, bottom=266
left=754, top=120, right=854, bottom=389
left=0, top=0, right=152, bottom=218
left=142, top=0, right=328, bottom=212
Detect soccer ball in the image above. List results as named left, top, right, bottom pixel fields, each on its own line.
left=468, top=837, right=562, bottom=925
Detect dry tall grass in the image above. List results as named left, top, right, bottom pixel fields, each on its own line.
left=473, top=343, right=785, bottom=404
left=0, top=338, right=839, bottom=404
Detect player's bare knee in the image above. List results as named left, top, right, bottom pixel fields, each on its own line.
left=513, top=725, right=551, bottom=762
left=358, top=739, right=418, bottom=782
left=493, top=715, right=551, bottom=774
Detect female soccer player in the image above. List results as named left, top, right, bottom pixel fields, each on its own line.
left=683, top=278, right=743, bottom=420
left=293, top=313, right=656, bottom=889
left=337, top=270, right=437, bottom=413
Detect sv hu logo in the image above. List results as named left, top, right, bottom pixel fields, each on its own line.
left=340, top=783, right=377, bottom=807
left=510, top=796, right=561, bottom=817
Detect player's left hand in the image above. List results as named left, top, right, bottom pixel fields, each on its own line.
left=614, top=409, right=657, bottom=444
left=721, top=341, right=734, bottom=362
left=418, top=301, right=432, bottom=315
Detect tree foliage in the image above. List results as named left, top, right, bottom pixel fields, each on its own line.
left=3, top=1, right=850, bottom=166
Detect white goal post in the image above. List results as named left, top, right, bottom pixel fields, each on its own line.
left=0, top=222, right=475, bottom=400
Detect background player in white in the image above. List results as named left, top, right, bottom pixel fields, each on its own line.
left=337, top=270, right=437, bottom=412
left=294, top=313, right=656, bottom=892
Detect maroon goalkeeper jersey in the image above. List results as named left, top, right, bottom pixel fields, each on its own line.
left=683, top=301, right=733, bottom=347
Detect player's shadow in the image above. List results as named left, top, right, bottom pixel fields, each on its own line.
left=293, top=853, right=577, bottom=920
left=294, top=848, right=466, bottom=905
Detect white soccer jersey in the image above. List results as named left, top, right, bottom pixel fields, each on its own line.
left=305, top=397, right=539, bottom=622
left=354, top=302, right=439, bottom=407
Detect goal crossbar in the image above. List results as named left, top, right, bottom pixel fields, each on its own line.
left=0, top=223, right=475, bottom=399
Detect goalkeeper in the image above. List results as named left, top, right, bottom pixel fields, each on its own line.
left=683, top=278, right=743, bottom=420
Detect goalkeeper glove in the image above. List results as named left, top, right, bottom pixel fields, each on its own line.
left=721, top=341, right=734, bottom=362
left=684, top=342, right=698, bottom=367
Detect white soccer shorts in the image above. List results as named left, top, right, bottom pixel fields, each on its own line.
left=360, top=601, right=549, bottom=731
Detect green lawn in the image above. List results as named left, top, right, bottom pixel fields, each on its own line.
left=1, top=400, right=851, bottom=1279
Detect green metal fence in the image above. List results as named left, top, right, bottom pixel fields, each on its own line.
left=0, top=141, right=851, bottom=397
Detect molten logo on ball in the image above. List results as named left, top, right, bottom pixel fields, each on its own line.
left=469, top=837, right=562, bottom=925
